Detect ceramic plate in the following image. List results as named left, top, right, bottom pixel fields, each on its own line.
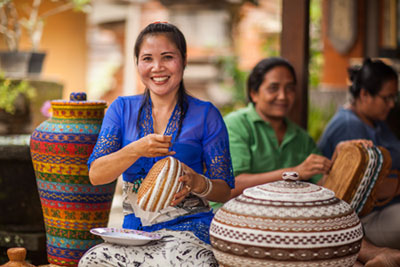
left=90, top=227, right=162, bottom=246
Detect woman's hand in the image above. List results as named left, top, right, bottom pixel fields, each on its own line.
left=332, top=139, right=374, bottom=162
left=294, top=154, right=332, bottom=180
left=171, top=163, right=206, bottom=206
left=347, top=139, right=373, bottom=148
left=129, top=134, right=175, bottom=158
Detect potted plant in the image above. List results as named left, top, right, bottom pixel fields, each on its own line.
left=0, top=0, right=90, bottom=76
left=0, top=73, right=36, bottom=134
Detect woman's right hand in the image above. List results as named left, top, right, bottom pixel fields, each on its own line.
left=89, top=134, right=175, bottom=185
left=129, top=134, right=176, bottom=158
left=294, top=154, right=332, bottom=180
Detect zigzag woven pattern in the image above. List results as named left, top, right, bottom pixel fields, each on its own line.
left=46, top=225, right=99, bottom=240
left=40, top=198, right=113, bottom=211
left=47, top=235, right=102, bottom=250
left=30, top=101, right=115, bottom=267
left=52, top=108, right=104, bottom=119
left=31, top=130, right=98, bottom=144
left=47, top=244, right=99, bottom=265
left=37, top=180, right=115, bottom=195
left=50, top=117, right=102, bottom=125
left=44, top=217, right=107, bottom=231
left=32, top=153, right=88, bottom=165
left=33, top=163, right=89, bottom=176
left=38, top=190, right=114, bottom=203
left=34, top=172, right=91, bottom=184
left=36, top=122, right=101, bottom=134
left=42, top=205, right=111, bottom=222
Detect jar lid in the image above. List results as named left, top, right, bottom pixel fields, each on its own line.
left=242, top=172, right=335, bottom=202
left=51, top=92, right=106, bottom=106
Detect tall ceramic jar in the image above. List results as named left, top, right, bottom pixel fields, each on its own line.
left=30, top=92, right=116, bottom=267
left=210, top=172, right=364, bottom=267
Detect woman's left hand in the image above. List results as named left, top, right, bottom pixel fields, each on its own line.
left=332, top=139, right=374, bottom=162
left=171, top=163, right=205, bottom=206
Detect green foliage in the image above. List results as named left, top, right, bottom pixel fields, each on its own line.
left=309, top=0, right=323, bottom=89
left=70, top=0, right=92, bottom=11
left=219, top=101, right=246, bottom=117
left=0, top=74, right=36, bottom=114
left=218, top=56, right=248, bottom=102
left=309, top=48, right=323, bottom=88
left=218, top=56, right=248, bottom=116
left=261, top=34, right=280, bottom=58
left=308, top=103, right=335, bottom=142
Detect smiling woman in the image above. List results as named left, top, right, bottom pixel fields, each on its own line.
left=221, top=57, right=332, bottom=201
left=250, top=65, right=296, bottom=132
left=137, top=35, right=185, bottom=98
left=78, top=22, right=234, bottom=267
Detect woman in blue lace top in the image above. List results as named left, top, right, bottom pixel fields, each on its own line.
left=78, top=22, right=233, bottom=267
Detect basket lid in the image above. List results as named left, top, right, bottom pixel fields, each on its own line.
left=51, top=92, right=106, bottom=106
left=242, top=172, right=335, bottom=202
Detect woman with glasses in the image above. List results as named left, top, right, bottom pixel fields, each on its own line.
left=319, top=58, right=400, bottom=170
left=319, top=58, right=400, bottom=254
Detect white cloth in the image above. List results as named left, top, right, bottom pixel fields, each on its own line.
left=122, top=181, right=210, bottom=226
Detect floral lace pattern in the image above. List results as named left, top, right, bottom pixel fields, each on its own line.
left=138, top=100, right=153, bottom=138
left=204, top=138, right=235, bottom=188
left=139, top=98, right=181, bottom=143
left=164, top=104, right=181, bottom=142
left=88, top=126, right=121, bottom=168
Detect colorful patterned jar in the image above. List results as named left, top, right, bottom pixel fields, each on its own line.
left=30, top=92, right=115, bottom=266
left=210, top=172, right=364, bottom=267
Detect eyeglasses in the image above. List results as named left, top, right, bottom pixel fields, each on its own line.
left=377, top=94, right=399, bottom=104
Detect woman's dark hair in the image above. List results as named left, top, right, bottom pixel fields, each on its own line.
left=247, top=57, right=297, bottom=103
left=348, top=58, right=398, bottom=99
left=134, top=22, right=188, bottom=138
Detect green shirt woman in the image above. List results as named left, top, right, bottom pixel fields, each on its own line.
left=226, top=57, right=331, bottom=199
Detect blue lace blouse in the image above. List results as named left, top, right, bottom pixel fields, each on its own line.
left=88, top=94, right=234, bottom=243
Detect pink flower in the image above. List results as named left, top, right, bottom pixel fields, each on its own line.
left=40, top=100, right=52, bottom=118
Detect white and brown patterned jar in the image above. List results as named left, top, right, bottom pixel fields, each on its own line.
left=210, top=172, right=363, bottom=267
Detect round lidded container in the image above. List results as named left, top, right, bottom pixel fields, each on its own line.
left=210, top=172, right=363, bottom=267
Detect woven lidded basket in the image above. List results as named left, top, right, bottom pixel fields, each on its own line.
left=210, top=172, right=363, bottom=267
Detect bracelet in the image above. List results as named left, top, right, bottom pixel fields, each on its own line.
left=192, top=175, right=213, bottom=198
